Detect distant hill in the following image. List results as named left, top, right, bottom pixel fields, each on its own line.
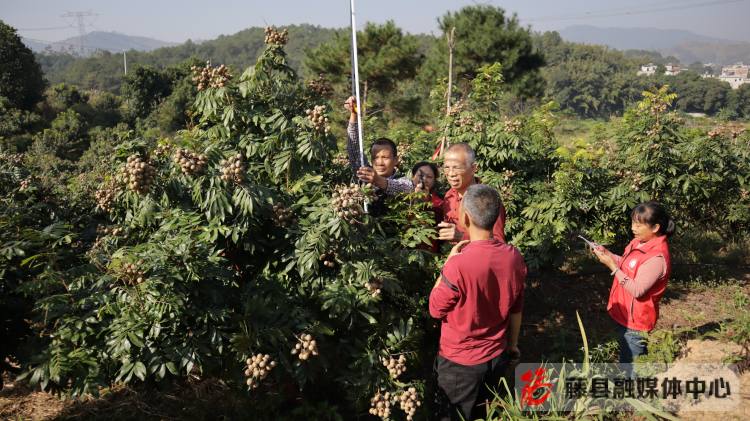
left=559, top=25, right=750, bottom=64
left=23, top=31, right=177, bottom=55
left=35, top=25, right=343, bottom=92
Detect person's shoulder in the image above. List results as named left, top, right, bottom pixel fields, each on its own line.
left=491, top=241, right=525, bottom=259
left=444, top=247, right=475, bottom=269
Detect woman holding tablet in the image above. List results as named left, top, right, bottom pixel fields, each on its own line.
left=591, top=201, right=675, bottom=363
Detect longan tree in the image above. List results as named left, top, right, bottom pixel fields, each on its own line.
left=0, top=21, right=46, bottom=110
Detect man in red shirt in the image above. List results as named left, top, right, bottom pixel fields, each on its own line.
left=437, top=143, right=506, bottom=243
left=429, top=184, right=526, bottom=420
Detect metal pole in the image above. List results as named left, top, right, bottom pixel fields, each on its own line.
left=349, top=0, right=368, bottom=212
left=123, top=52, right=127, bottom=75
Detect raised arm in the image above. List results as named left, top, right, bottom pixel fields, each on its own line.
left=345, top=97, right=368, bottom=176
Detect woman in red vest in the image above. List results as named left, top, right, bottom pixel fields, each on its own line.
left=592, top=201, right=675, bottom=363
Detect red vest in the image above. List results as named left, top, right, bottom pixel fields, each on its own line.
left=607, top=235, right=671, bottom=332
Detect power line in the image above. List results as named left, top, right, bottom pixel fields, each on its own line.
left=524, top=0, right=747, bottom=23
left=17, top=25, right=75, bottom=31
left=61, top=10, right=99, bottom=55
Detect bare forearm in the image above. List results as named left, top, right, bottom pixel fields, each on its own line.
left=508, top=312, right=522, bottom=347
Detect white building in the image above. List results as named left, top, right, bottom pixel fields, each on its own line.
left=637, top=63, right=657, bottom=76
left=718, top=63, right=749, bottom=89
left=664, top=63, right=682, bottom=76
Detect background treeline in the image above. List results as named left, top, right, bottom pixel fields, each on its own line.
left=31, top=15, right=750, bottom=121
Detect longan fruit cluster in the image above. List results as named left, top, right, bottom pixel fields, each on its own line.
left=220, top=153, right=246, bottom=184
left=708, top=124, right=744, bottom=139
left=96, top=225, right=123, bottom=236
left=122, top=155, right=156, bottom=194
left=272, top=204, right=295, bottom=227
left=94, top=180, right=119, bottom=212
left=332, top=153, right=349, bottom=168
left=319, top=249, right=337, bottom=268
left=120, top=261, right=145, bottom=286
left=306, top=75, right=333, bottom=98
left=153, top=143, right=172, bottom=158
left=191, top=61, right=232, bottom=91
left=398, top=387, right=421, bottom=421
left=447, top=101, right=465, bottom=117
left=1, top=152, right=24, bottom=166
left=365, top=278, right=383, bottom=297
left=647, top=101, right=669, bottom=116
left=381, top=354, right=406, bottom=379
left=503, top=118, right=522, bottom=134
left=397, top=143, right=412, bottom=159
left=331, top=183, right=369, bottom=221
left=306, top=105, right=330, bottom=134
left=369, top=390, right=392, bottom=419
left=615, top=170, right=645, bottom=192
left=19, top=177, right=32, bottom=191
left=264, top=27, right=288, bottom=45
left=499, top=184, right=513, bottom=201
left=291, top=334, right=318, bottom=361
left=173, top=148, right=208, bottom=176
left=455, top=115, right=475, bottom=128
left=244, top=354, right=277, bottom=390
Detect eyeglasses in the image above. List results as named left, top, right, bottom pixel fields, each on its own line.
left=442, top=166, right=468, bottom=175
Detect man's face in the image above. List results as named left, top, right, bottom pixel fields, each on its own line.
left=371, top=145, right=398, bottom=177
left=442, top=150, right=476, bottom=191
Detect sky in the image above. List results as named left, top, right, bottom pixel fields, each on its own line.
left=3, top=0, right=750, bottom=44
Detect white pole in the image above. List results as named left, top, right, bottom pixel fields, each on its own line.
left=123, top=51, right=127, bottom=75
left=349, top=0, right=368, bottom=212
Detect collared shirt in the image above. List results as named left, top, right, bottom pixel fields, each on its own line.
left=429, top=239, right=526, bottom=365
left=346, top=121, right=413, bottom=195
left=442, top=184, right=506, bottom=242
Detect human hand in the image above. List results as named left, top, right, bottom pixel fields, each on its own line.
left=414, top=182, right=426, bottom=194
left=507, top=345, right=521, bottom=364
left=592, top=247, right=616, bottom=271
left=437, top=222, right=462, bottom=242
left=357, top=166, right=386, bottom=189
left=344, top=96, right=357, bottom=114
left=448, top=240, right=470, bottom=258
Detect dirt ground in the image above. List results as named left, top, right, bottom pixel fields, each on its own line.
left=1, top=269, right=748, bottom=420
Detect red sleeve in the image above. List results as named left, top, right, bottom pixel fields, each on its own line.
left=429, top=257, right=461, bottom=319
left=493, top=203, right=506, bottom=243
left=509, top=252, right=527, bottom=313
left=442, top=198, right=455, bottom=225
left=432, top=194, right=444, bottom=224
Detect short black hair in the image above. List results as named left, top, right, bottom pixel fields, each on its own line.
left=370, top=137, right=397, bottom=158
left=463, top=184, right=501, bottom=230
left=631, top=201, right=676, bottom=237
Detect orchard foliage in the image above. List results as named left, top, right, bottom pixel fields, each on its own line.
left=14, top=30, right=437, bottom=419
left=2, top=19, right=750, bottom=420
left=427, top=66, right=750, bottom=267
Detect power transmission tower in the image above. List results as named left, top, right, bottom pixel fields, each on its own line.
left=61, top=11, right=98, bottom=55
